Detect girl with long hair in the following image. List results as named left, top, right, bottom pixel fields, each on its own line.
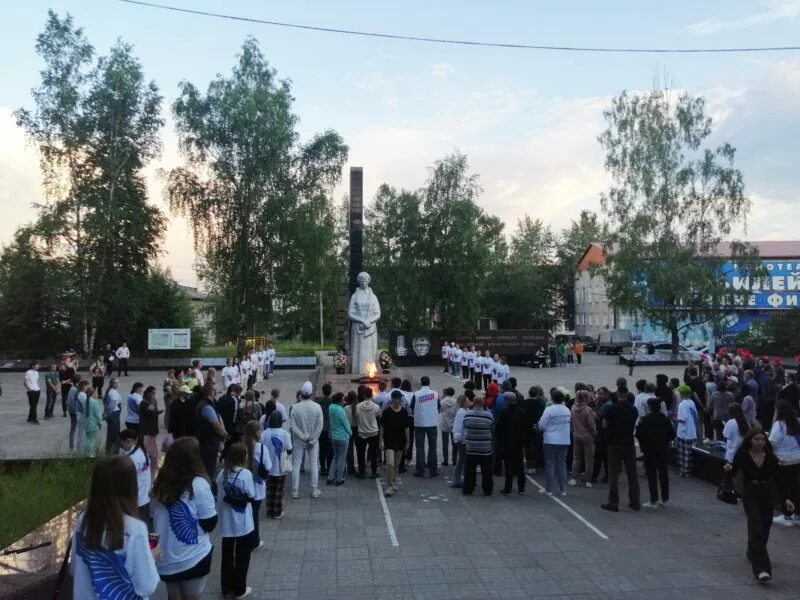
left=119, top=428, right=152, bottom=524
left=71, top=456, right=159, bottom=599
left=723, top=403, right=750, bottom=463
left=769, top=400, right=800, bottom=526
left=216, top=442, right=256, bottom=599
left=150, top=437, right=217, bottom=600
left=261, top=410, right=293, bottom=518
left=243, top=420, right=270, bottom=548
left=139, top=385, right=161, bottom=481
left=83, top=387, right=102, bottom=457
left=126, top=382, right=144, bottom=432
left=725, top=427, right=795, bottom=582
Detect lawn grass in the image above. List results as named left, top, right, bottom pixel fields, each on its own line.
left=0, top=459, right=93, bottom=549
left=196, top=342, right=335, bottom=358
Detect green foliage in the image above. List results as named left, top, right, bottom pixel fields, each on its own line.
left=735, top=310, right=800, bottom=357
left=597, top=88, right=760, bottom=351
left=0, top=459, right=94, bottom=549
left=14, top=10, right=165, bottom=354
left=167, top=38, right=348, bottom=345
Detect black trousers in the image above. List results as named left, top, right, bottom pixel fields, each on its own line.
left=117, top=358, right=129, bottom=376
left=92, top=376, right=105, bottom=399
left=482, top=374, right=491, bottom=390
left=405, top=425, right=414, bottom=461
left=576, top=354, right=582, bottom=365
left=199, top=442, right=218, bottom=493
left=221, top=532, right=254, bottom=597
left=27, top=390, right=40, bottom=422
left=251, top=500, right=262, bottom=545
left=355, top=434, right=379, bottom=475
left=502, top=444, right=525, bottom=492
left=463, top=454, right=494, bottom=496
left=607, top=445, right=640, bottom=508
left=461, top=365, right=469, bottom=379
left=758, top=401, right=775, bottom=431
left=45, top=388, right=57, bottom=418
left=472, top=369, right=482, bottom=390
left=347, top=427, right=357, bottom=475
left=643, top=451, right=669, bottom=503
left=776, top=463, right=800, bottom=517
left=318, top=431, right=333, bottom=474
left=61, top=385, right=71, bottom=415
left=591, top=439, right=608, bottom=481
left=742, top=484, right=773, bottom=578
left=442, top=358, right=449, bottom=373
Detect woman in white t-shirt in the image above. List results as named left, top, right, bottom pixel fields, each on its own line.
left=71, top=456, right=159, bottom=600
left=216, top=443, right=256, bottom=599
left=150, top=437, right=217, bottom=600
left=536, top=389, right=572, bottom=496
left=261, top=411, right=293, bottom=518
left=769, top=401, right=800, bottom=526
left=723, top=403, right=750, bottom=463
left=119, top=429, right=152, bottom=524
left=244, top=420, right=271, bottom=549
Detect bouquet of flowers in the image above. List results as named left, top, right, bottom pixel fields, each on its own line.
left=333, top=351, right=348, bottom=374
left=378, top=351, right=392, bottom=372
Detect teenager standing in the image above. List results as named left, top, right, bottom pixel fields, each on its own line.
left=326, top=392, right=351, bottom=486
left=151, top=437, right=217, bottom=600
left=23, top=360, right=41, bottom=424
left=261, top=411, right=292, bottom=518
left=104, top=377, right=123, bottom=455
left=216, top=443, right=256, bottom=599
left=676, top=385, right=700, bottom=478
left=380, top=390, right=410, bottom=496
left=768, top=401, right=800, bottom=527
left=636, top=397, right=675, bottom=508
left=90, top=355, right=106, bottom=399
left=59, top=357, right=76, bottom=418
left=355, top=387, right=381, bottom=479
left=83, top=387, right=103, bottom=457
left=71, top=457, right=159, bottom=600
left=44, top=362, right=59, bottom=419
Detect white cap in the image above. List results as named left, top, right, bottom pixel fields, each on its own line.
left=301, top=381, right=313, bottom=397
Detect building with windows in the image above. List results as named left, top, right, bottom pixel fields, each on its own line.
left=177, top=285, right=216, bottom=345
left=574, top=241, right=800, bottom=347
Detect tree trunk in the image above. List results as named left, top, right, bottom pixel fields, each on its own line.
left=671, top=324, right=680, bottom=356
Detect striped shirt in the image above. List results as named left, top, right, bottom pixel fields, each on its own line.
left=464, top=408, right=494, bottom=455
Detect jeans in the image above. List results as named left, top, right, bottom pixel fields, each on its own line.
left=355, top=434, right=379, bottom=475
left=105, top=412, right=121, bottom=455
left=292, top=440, right=320, bottom=492
left=384, top=448, right=403, bottom=488
left=414, top=426, right=438, bottom=476
left=543, top=443, right=569, bottom=493
left=68, top=413, right=78, bottom=450
left=45, top=388, right=57, bottom=417
left=607, top=444, right=641, bottom=508
left=221, top=532, right=254, bottom=597
left=27, top=390, right=40, bottom=422
left=451, top=361, right=458, bottom=376
left=463, top=454, right=493, bottom=495
left=441, top=430, right=454, bottom=464
left=330, top=438, right=349, bottom=482
left=452, top=442, right=465, bottom=485
left=318, top=431, right=333, bottom=474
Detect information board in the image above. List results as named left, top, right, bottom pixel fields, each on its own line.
left=148, top=328, right=191, bottom=350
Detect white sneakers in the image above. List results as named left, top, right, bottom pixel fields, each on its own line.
left=773, top=515, right=794, bottom=527
left=757, top=572, right=770, bottom=582
left=311, top=488, right=322, bottom=498
left=291, top=489, right=299, bottom=499
left=235, top=587, right=253, bottom=599
left=567, top=479, right=577, bottom=487
left=585, top=482, right=593, bottom=488
left=641, top=502, right=658, bottom=509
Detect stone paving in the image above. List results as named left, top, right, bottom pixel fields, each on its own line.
left=3, top=355, right=800, bottom=598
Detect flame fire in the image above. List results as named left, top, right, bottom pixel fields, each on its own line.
left=365, top=362, right=378, bottom=377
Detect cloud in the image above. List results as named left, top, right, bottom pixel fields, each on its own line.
left=685, top=0, right=800, bottom=34
left=431, top=63, right=453, bottom=79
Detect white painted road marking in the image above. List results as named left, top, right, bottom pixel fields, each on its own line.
left=376, top=478, right=399, bottom=546
left=525, top=475, right=609, bottom=540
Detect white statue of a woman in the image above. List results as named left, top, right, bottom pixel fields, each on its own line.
left=348, top=272, right=381, bottom=374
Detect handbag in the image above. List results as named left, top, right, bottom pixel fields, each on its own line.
left=717, top=471, right=738, bottom=505
left=222, top=470, right=250, bottom=510
left=280, top=450, right=292, bottom=474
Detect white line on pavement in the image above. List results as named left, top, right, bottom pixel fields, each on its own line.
left=376, top=478, right=399, bottom=547
left=525, top=475, right=609, bottom=540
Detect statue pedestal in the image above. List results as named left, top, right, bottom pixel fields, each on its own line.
left=310, top=366, right=417, bottom=397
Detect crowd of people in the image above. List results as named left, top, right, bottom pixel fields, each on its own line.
left=46, top=344, right=800, bottom=599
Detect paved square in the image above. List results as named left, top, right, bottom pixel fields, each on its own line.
left=2, top=354, right=800, bottom=598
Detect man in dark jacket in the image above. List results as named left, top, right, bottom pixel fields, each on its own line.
left=636, top=397, right=676, bottom=508
left=217, top=384, right=243, bottom=456
left=315, top=383, right=333, bottom=476
left=496, top=394, right=532, bottom=495
left=522, top=386, right=546, bottom=473
left=601, top=389, right=640, bottom=512
left=758, top=366, right=778, bottom=430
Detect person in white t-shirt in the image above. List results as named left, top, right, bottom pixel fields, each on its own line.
left=482, top=350, right=494, bottom=390
left=266, top=344, right=276, bottom=378
left=676, top=385, right=699, bottom=477
left=119, top=428, right=152, bottom=523
left=115, top=342, right=131, bottom=377
left=151, top=437, right=217, bottom=599
left=216, top=443, right=256, bottom=599
left=244, top=421, right=271, bottom=548
left=496, top=357, right=510, bottom=385
left=221, top=358, right=238, bottom=391
left=441, top=341, right=450, bottom=373
left=261, top=411, right=293, bottom=519
left=71, top=456, right=159, bottom=600
left=537, top=389, right=572, bottom=495
left=23, top=360, right=41, bottom=424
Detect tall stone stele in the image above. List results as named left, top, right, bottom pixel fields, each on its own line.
left=348, top=271, right=381, bottom=374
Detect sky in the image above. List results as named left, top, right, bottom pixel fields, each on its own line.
left=1, top=0, right=799, bottom=288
